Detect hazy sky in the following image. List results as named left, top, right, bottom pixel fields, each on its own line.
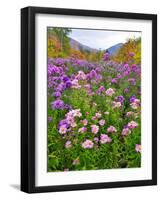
left=69, top=29, right=141, bottom=50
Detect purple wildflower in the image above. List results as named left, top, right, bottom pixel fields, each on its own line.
left=111, top=78, right=117, bottom=84
left=131, top=64, right=137, bottom=72
left=63, top=76, right=70, bottom=82
left=103, top=52, right=110, bottom=61
left=129, top=95, right=136, bottom=103
left=65, top=80, right=72, bottom=88
left=51, top=100, right=64, bottom=110
left=53, top=91, right=61, bottom=98
left=124, top=88, right=129, bottom=93
left=58, top=119, right=69, bottom=129
left=115, top=95, right=125, bottom=104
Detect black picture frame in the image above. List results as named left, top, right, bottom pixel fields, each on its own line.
left=21, top=6, right=157, bottom=193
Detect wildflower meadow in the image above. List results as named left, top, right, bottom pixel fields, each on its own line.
left=47, top=28, right=141, bottom=172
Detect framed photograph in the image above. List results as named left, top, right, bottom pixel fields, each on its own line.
left=21, top=6, right=157, bottom=193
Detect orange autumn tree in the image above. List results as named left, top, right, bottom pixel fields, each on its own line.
left=70, top=48, right=86, bottom=60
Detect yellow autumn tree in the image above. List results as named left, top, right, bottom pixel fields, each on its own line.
left=112, top=37, right=141, bottom=64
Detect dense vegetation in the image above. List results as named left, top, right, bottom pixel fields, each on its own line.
left=47, top=28, right=141, bottom=172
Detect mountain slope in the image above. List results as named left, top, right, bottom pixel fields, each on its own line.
left=69, top=37, right=98, bottom=52
left=70, top=36, right=123, bottom=56
left=107, top=43, right=123, bottom=55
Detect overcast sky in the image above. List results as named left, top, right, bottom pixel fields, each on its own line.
left=69, top=29, right=141, bottom=50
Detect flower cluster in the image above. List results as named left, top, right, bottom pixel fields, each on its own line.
left=58, top=109, right=82, bottom=134
left=103, top=52, right=110, bottom=61
left=48, top=53, right=141, bottom=171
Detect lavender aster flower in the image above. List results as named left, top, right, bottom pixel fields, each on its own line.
left=53, top=91, right=61, bottom=98
left=89, top=70, right=97, bottom=79
left=103, top=52, right=110, bottom=61
left=51, top=99, right=64, bottom=110
left=115, top=95, right=125, bottom=104
left=98, top=86, right=105, bottom=92
left=65, top=80, right=72, bottom=88
left=58, top=119, right=69, bottom=128
left=63, top=76, right=70, bottom=82
left=111, top=78, right=117, bottom=84
left=131, top=64, right=137, bottom=72
left=129, top=95, right=136, bottom=103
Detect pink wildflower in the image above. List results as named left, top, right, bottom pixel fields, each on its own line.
left=126, top=111, right=135, bottom=117
left=94, top=137, right=99, bottom=143
left=65, top=140, right=72, bottom=148
left=100, top=134, right=112, bottom=144
left=70, top=122, right=77, bottom=128
left=99, top=119, right=105, bottom=126
left=66, top=109, right=82, bottom=118
left=76, top=71, right=86, bottom=80
left=105, top=88, right=115, bottom=96
left=80, top=119, right=88, bottom=126
left=107, top=126, right=117, bottom=133
left=95, top=112, right=102, bottom=118
left=82, top=139, right=94, bottom=149
left=92, top=116, right=97, bottom=121
left=66, top=116, right=75, bottom=124
left=121, top=128, right=131, bottom=136
left=127, top=121, right=138, bottom=129
left=130, top=99, right=140, bottom=109
left=91, top=124, right=99, bottom=134
left=73, top=109, right=82, bottom=117
left=135, top=144, right=141, bottom=153
left=78, top=127, right=87, bottom=133
left=71, top=79, right=81, bottom=89
left=112, top=101, right=122, bottom=108
left=59, top=125, right=67, bottom=134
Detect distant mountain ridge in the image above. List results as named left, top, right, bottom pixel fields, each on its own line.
left=106, top=43, right=123, bottom=55
left=69, top=37, right=123, bottom=55
left=69, top=37, right=98, bottom=52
